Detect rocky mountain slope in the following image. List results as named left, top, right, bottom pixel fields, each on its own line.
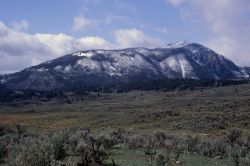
left=244, top=67, right=250, bottom=75
left=0, top=42, right=248, bottom=91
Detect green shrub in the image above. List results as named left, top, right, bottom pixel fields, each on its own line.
left=68, top=129, right=90, bottom=154
left=9, top=131, right=68, bottom=166
left=225, top=128, right=241, bottom=147
left=228, top=144, right=243, bottom=166
left=156, top=154, right=168, bottom=166
left=76, top=139, right=109, bottom=165
left=183, top=135, right=200, bottom=153
left=212, top=137, right=228, bottom=158
left=125, top=135, right=146, bottom=149
left=241, top=152, right=250, bottom=166
left=96, top=134, right=116, bottom=149
left=15, top=124, right=26, bottom=139
left=144, top=138, right=157, bottom=166
left=199, top=138, right=227, bottom=158
left=49, top=132, right=67, bottom=160
left=76, top=141, right=92, bottom=165
left=11, top=139, right=54, bottom=166
left=153, top=130, right=166, bottom=147
left=0, top=136, right=8, bottom=162
left=109, top=128, right=126, bottom=143
left=0, top=124, right=13, bottom=137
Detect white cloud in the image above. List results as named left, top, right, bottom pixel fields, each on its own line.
left=11, top=20, right=29, bottom=31
left=205, top=37, right=250, bottom=66
left=0, top=21, right=111, bottom=73
left=113, top=28, right=163, bottom=48
left=72, top=15, right=99, bottom=31
left=78, top=36, right=113, bottom=49
left=169, top=0, right=250, bottom=66
left=0, top=21, right=163, bottom=74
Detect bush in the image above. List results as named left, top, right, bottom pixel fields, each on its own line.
left=228, top=144, right=243, bottom=166
left=156, top=154, right=168, bottom=166
left=143, top=133, right=184, bottom=166
left=0, top=136, right=8, bottom=162
left=15, top=124, right=26, bottom=139
left=144, top=138, right=157, bottom=155
left=2, top=127, right=250, bottom=166
left=225, top=128, right=241, bottom=147
left=73, top=131, right=111, bottom=164
left=199, top=138, right=227, bottom=158
left=144, top=138, right=157, bottom=166
left=76, top=139, right=109, bottom=165
left=109, top=128, right=126, bottom=143
left=183, top=135, right=200, bottom=153
left=11, top=139, right=54, bottom=166
left=8, top=131, right=68, bottom=166
left=241, top=152, right=250, bottom=166
left=212, top=137, right=228, bottom=158
left=96, top=134, right=116, bottom=149
left=76, top=141, right=92, bottom=165
left=68, top=129, right=90, bottom=153
left=125, top=135, right=146, bottom=149
left=49, top=132, right=67, bottom=160
left=153, top=130, right=166, bottom=147
left=0, top=125, right=13, bottom=137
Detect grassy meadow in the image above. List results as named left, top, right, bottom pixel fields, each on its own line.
left=1, top=83, right=250, bottom=135
left=0, top=83, right=250, bottom=165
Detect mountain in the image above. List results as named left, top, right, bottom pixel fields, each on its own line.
left=0, top=42, right=248, bottom=91
left=244, top=67, right=250, bottom=75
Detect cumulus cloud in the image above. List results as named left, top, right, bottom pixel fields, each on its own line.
left=168, top=0, right=250, bottom=66
left=72, top=15, right=99, bottom=31
left=113, top=28, right=163, bottom=48
left=0, top=21, right=163, bottom=74
left=78, top=37, right=113, bottom=49
left=0, top=21, right=111, bottom=73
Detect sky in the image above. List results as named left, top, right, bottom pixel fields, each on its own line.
left=0, top=0, right=250, bottom=73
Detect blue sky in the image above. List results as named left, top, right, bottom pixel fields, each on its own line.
left=0, top=0, right=203, bottom=42
left=0, top=0, right=250, bottom=73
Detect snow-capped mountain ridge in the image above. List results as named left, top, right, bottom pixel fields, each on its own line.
left=1, top=42, right=248, bottom=90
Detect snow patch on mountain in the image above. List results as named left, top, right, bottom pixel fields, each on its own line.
left=0, top=79, right=5, bottom=84
left=72, top=51, right=94, bottom=57
left=232, top=70, right=249, bottom=78
left=240, top=69, right=249, bottom=78
left=111, top=52, right=158, bottom=75
left=102, top=61, right=121, bottom=76
left=76, top=58, right=101, bottom=73
left=134, top=48, right=149, bottom=55
left=64, top=65, right=72, bottom=73
left=54, top=66, right=63, bottom=71
left=36, top=68, right=49, bottom=72
left=160, top=54, right=194, bottom=78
